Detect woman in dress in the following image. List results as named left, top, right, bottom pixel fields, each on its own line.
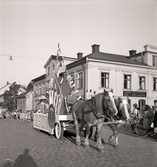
left=143, top=105, right=154, bottom=137
left=130, top=103, right=139, bottom=134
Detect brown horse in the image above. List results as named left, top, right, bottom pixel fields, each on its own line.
left=72, top=90, right=118, bottom=152
left=107, top=97, right=131, bottom=147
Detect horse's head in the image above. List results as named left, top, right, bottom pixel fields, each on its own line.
left=103, top=90, right=118, bottom=116
left=115, top=97, right=130, bottom=121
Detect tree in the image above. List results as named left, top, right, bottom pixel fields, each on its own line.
left=3, top=82, right=21, bottom=112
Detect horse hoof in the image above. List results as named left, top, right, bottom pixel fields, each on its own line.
left=97, top=147, right=104, bottom=152
left=108, top=139, right=113, bottom=145
left=76, top=141, right=81, bottom=146
left=114, top=144, right=119, bottom=148
left=83, top=142, right=89, bottom=148
left=83, top=144, right=89, bottom=148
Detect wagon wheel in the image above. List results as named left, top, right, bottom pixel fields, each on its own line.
left=55, top=121, right=64, bottom=139
left=48, top=104, right=55, bottom=129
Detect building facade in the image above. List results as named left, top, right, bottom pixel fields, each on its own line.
left=31, top=74, right=46, bottom=111
left=66, top=44, right=157, bottom=111
left=44, top=55, right=76, bottom=87
left=16, top=92, right=27, bottom=113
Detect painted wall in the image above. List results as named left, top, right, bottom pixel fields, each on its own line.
left=86, top=60, right=157, bottom=109
left=17, top=98, right=26, bottom=113
left=26, top=91, right=33, bottom=111
left=33, top=78, right=46, bottom=111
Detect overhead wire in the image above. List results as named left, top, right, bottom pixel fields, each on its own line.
left=0, top=54, right=47, bottom=60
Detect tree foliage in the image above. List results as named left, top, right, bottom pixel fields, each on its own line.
left=3, top=82, right=20, bottom=112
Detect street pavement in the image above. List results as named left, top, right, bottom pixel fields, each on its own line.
left=0, top=119, right=157, bottom=167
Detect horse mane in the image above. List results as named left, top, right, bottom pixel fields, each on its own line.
left=91, top=93, right=104, bottom=114
left=114, top=97, right=121, bottom=110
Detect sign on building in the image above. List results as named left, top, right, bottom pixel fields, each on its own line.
left=123, top=91, right=147, bottom=97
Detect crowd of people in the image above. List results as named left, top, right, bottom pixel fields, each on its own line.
left=129, top=100, right=157, bottom=139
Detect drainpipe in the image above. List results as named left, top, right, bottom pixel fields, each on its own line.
left=85, top=57, right=89, bottom=100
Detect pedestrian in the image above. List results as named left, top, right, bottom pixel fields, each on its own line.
left=86, top=89, right=93, bottom=100
left=143, top=105, right=154, bottom=137
left=93, top=91, right=96, bottom=97
left=130, top=103, right=139, bottom=134
left=153, top=100, right=157, bottom=137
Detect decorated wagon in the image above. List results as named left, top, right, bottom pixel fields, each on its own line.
left=33, top=54, right=79, bottom=139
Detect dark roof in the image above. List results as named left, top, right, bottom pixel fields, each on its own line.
left=67, top=57, right=86, bottom=69
left=88, top=52, right=148, bottom=65
left=67, top=51, right=148, bottom=69
left=32, top=74, right=46, bottom=83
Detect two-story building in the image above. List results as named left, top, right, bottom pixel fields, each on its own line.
left=16, top=92, right=27, bottom=113
left=31, top=74, right=47, bottom=111
left=66, top=44, right=157, bottom=111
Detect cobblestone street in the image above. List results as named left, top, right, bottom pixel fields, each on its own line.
left=0, top=119, right=157, bottom=167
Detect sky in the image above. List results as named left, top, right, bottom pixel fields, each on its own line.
left=0, top=0, right=157, bottom=88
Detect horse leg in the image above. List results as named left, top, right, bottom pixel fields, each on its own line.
left=89, top=126, right=93, bottom=139
left=94, top=126, right=105, bottom=144
left=83, top=123, right=91, bottom=148
left=108, top=125, right=116, bottom=146
left=96, top=120, right=104, bottom=152
left=80, top=119, right=86, bottom=137
left=74, top=119, right=81, bottom=146
left=94, top=128, right=98, bottom=142
left=114, top=125, right=120, bottom=147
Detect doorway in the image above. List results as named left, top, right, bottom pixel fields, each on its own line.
left=138, top=99, right=146, bottom=111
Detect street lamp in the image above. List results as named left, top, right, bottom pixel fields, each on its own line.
left=9, top=56, right=13, bottom=61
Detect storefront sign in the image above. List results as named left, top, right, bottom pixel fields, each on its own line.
left=123, top=91, right=147, bottom=97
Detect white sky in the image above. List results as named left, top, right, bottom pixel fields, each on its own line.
left=0, top=0, right=157, bottom=88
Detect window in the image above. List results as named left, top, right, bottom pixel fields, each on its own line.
left=153, top=77, right=157, bottom=91
left=153, top=56, right=157, bottom=66
left=52, top=64, right=55, bottom=72
left=138, top=99, right=146, bottom=112
left=124, top=74, right=131, bottom=89
left=76, top=72, right=83, bottom=89
left=42, top=83, right=45, bottom=94
left=69, top=74, right=74, bottom=83
left=48, top=67, right=50, bottom=75
left=101, top=72, right=109, bottom=88
left=38, top=84, right=41, bottom=95
left=40, top=87, right=42, bottom=95
left=35, top=84, right=38, bottom=95
left=139, top=76, right=145, bottom=90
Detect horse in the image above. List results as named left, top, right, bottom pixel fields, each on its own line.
left=107, top=97, right=131, bottom=147
left=72, top=89, right=118, bottom=152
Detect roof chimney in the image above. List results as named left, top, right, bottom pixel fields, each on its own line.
left=92, top=44, right=100, bottom=53
left=77, top=52, right=83, bottom=60
left=129, top=50, right=136, bottom=56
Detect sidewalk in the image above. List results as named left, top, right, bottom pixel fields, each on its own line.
left=118, top=123, right=157, bottom=142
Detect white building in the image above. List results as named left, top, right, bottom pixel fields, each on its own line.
left=44, top=55, right=76, bottom=84
left=66, top=44, right=157, bottom=111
